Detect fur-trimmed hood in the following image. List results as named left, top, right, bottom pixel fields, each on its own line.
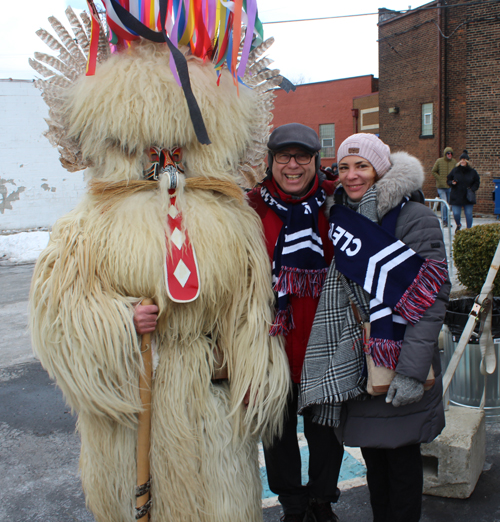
left=375, top=151, right=424, bottom=218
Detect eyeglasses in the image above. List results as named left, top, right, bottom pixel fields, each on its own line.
left=274, top=152, right=313, bottom=165
left=446, top=152, right=453, bottom=156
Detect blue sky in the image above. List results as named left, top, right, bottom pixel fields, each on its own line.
left=1, top=0, right=430, bottom=83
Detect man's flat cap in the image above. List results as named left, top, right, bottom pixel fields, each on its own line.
left=268, top=123, right=321, bottom=153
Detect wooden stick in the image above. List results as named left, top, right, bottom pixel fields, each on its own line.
left=136, top=298, right=154, bottom=521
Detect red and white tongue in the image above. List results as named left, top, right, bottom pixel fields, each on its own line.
left=165, top=195, right=200, bottom=303
left=161, top=149, right=200, bottom=304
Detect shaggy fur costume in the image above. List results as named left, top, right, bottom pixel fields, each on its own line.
left=30, top=41, right=290, bottom=522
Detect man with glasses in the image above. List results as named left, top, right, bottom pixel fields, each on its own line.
left=432, top=147, right=456, bottom=227
left=248, top=124, right=343, bottom=522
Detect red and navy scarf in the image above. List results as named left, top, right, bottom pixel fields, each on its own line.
left=261, top=181, right=329, bottom=335
left=330, top=201, right=448, bottom=369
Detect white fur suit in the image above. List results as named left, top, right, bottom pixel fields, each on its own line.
left=30, top=37, right=290, bottom=522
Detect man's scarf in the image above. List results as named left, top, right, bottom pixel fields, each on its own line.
left=261, top=184, right=328, bottom=335
left=329, top=199, right=448, bottom=369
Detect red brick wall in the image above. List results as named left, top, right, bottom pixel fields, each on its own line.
left=452, top=1, right=500, bottom=213
left=271, top=76, right=377, bottom=167
left=444, top=2, right=467, bottom=163
left=378, top=1, right=500, bottom=213
left=378, top=7, right=440, bottom=199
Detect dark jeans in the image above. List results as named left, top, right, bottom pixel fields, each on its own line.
left=361, top=444, right=423, bottom=522
left=263, top=384, right=344, bottom=515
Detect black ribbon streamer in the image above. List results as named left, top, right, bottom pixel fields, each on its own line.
left=110, top=0, right=211, bottom=145
left=279, top=76, right=296, bottom=93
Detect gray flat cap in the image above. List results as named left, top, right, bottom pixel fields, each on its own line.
left=268, top=123, right=321, bottom=153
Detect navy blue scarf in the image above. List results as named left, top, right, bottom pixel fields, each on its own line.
left=261, top=184, right=328, bottom=335
left=330, top=202, right=448, bottom=369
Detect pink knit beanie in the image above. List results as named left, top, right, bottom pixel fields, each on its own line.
left=337, top=133, right=392, bottom=177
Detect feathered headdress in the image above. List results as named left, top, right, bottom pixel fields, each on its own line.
left=29, top=1, right=290, bottom=186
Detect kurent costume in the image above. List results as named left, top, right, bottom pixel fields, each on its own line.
left=248, top=124, right=343, bottom=521
left=300, top=137, right=450, bottom=521
left=29, top=4, right=291, bottom=522
left=432, top=147, right=456, bottom=225
left=447, top=150, right=480, bottom=229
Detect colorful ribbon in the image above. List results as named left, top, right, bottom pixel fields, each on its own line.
left=87, top=0, right=265, bottom=143
left=96, top=0, right=263, bottom=77
left=85, top=0, right=101, bottom=76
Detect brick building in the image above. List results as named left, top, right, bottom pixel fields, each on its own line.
left=378, top=0, right=500, bottom=213
left=272, top=76, right=379, bottom=167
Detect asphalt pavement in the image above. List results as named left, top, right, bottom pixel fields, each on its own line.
left=2, top=214, right=500, bottom=521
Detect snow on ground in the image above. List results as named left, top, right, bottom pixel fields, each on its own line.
left=0, top=231, right=50, bottom=264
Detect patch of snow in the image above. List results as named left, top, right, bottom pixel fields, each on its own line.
left=0, top=232, right=49, bottom=264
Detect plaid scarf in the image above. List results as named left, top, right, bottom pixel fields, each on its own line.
left=261, top=183, right=328, bottom=336
left=299, top=186, right=448, bottom=426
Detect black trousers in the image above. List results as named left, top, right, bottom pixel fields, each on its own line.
left=263, top=384, right=344, bottom=515
left=361, top=444, right=423, bottom=522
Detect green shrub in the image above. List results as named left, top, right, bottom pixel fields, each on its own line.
left=453, top=224, right=500, bottom=294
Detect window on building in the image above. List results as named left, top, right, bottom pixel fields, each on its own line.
left=319, top=124, right=335, bottom=158
left=421, top=103, right=433, bottom=136
left=360, top=107, right=379, bottom=131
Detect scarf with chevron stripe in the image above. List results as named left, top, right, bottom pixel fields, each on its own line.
left=329, top=197, right=448, bottom=369
left=299, top=185, right=448, bottom=427
left=261, top=184, right=329, bottom=335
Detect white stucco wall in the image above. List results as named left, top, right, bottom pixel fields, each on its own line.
left=0, top=79, right=86, bottom=232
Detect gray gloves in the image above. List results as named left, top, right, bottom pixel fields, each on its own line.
left=386, top=373, right=424, bottom=407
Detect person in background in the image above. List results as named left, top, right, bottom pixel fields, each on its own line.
left=300, top=133, right=450, bottom=522
left=248, top=123, right=344, bottom=522
left=447, top=150, right=480, bottom=230
left=432, top=147, right=456, bottom=227
left=331, top=162, right=339, bottom=180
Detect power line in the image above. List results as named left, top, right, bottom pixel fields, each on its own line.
left=261, top=0, right=500, bottom=26
left=262, top=12, right=377, bottom=25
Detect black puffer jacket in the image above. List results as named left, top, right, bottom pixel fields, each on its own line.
left=447, top=163, right=480, bottom=206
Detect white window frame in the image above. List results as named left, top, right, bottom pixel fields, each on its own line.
left=421, top=103, right=433, bottom=136
left=319, top=124, right=335, bottom=158
left=360, top=107, right=379, bottom=131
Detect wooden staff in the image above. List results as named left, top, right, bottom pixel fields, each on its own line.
left=136, top=298, right=154, bottom=521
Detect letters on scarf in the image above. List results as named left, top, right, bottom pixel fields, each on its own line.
left=261, top=184, right=328, bottom=335
left=329, top=203, right=448, bottom=369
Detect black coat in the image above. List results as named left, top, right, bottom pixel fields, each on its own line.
left=447, top=164, right=480, bottom=206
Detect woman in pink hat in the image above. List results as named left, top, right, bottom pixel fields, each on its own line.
left=300, top=133, right=450, bottom=522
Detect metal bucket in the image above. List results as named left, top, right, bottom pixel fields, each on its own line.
left=442, top=298, right=500, bottom=420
